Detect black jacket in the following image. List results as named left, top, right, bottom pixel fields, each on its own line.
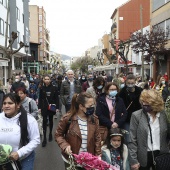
left=162, top=86, right=170, bottom=102
left=118, top=85, right=142, bottom=123
left=96, top=94, right=127, bottom=129
left=38, top=84, right=59, bottom=116
left=10, top=81, right=26, bottom=92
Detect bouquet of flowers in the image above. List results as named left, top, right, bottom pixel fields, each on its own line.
left=72, top=152, right=116, bottom=170
left=0, top=144, right=12, bottom=164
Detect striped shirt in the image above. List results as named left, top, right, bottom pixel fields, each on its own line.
left=77, top=116, right=88, bottom=153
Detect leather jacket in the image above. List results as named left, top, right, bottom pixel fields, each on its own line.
left=55, top=113, right=101, bottom=159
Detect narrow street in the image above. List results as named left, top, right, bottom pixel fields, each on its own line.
left=34, top=112, right=65, bottom=170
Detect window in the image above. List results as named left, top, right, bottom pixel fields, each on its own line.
left=0, top=18, right=4, bottom=35
left=8, top=24, right=10, bottom=37
left=39, top=15, right=42, bottom=20
left=152, top=0, right=167, bottom=11
left=39, top=38, right=43, bottom=43
left=39, top=26, right=42, bottom=32
left=40, top=50, right=43, bottom=57
left=166, top=19, right=170, bottom=39
left=17, top=31, right=20, bottom=43
left=23, top=35, right=25, bottom=43
left=22, top=14, right=24, bottom=23
left=3, top=0, right=7, bottom=7
left=16, top=7, right=20, bottom=20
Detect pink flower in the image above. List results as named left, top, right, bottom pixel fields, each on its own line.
left=72, top=152, right=116, bottom=170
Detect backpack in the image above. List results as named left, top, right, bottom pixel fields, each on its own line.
left=165, top=96, right=170, bottom=123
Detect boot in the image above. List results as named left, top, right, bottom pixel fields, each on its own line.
left=49, top=133, right=53, bottom=142
left=42, top=138, right=47, bottom=147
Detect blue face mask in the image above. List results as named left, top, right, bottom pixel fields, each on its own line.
left=88, top=78, right=93, bottom=82
left=97, top=85, right=103, bottom=89
left=120, top=84, right=125, bottom=89
left=109, top=90, right=117, bottom=97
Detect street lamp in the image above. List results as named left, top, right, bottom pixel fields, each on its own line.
left=25, top=44, right=29, bottom=71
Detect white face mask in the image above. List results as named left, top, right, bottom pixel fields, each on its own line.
left=15, top=79, right=19, bottom=82
left=110, top=142, right=121, bottom=149
left=156, top=87, right=160, bottom=90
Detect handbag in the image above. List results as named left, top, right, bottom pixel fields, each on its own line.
left=46, top=97, right=56, bottom=113
left=146, top=113, right=170, bottom=170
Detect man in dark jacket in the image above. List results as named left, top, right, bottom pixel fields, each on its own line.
left=118, top=74, right=142, bottom=142
left=60, top=70, right=82, bottom=112
left=10, top=75, right=26, bottom=93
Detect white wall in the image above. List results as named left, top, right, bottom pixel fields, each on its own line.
left=131, top=26, right=150, bottom=65
left=0, top=4, right=8, bottom=47
left=16, top=0, right=25, bottom=53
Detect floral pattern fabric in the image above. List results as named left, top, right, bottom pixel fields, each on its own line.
left=110, top=148, right=124, bottom=170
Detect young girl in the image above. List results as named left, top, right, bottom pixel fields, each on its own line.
left=102, top=128, right=130, bottom=170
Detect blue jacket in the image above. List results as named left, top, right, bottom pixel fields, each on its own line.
left=96, top=94, right=127, bottom=129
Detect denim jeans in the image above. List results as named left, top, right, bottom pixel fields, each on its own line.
left=20, top=151, right=35, bottom=170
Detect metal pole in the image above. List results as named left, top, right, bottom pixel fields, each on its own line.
left=140, top=4, right=144, bottom=81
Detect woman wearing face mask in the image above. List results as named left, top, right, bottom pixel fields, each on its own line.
left=96, top=82, right=127, bottom=142
left=158, top=77, right=166, bottom=93
left=86, top=76, right=105, bottom=102
left=129, top=89, right=170, bottom=170
left=102, top=128, right=130, bottom=170
left=79, top=74, right=87, bottom=86
left=55, top=92, right=101, bottom=169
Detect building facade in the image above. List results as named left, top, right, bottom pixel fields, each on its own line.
left=0, top=0, right=29, bottom=85
left=150, top=0, right=170, bottom=81
left=110, top=0, right=150, bottom=75
left=29, top=5, right=50, bottom=73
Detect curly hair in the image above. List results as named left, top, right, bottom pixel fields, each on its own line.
left=139, top=89, right=164, bottom=112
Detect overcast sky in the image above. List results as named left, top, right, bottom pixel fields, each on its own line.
left=29, top=0, right=128, bottom=57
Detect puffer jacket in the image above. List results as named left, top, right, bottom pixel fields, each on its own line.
left=55, top=113, right=101, bottom=160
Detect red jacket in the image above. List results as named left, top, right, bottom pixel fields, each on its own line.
left=82, top=81, right=90, bottom=92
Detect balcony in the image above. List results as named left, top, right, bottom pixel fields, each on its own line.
left=111, top=22, right=117, bottom=33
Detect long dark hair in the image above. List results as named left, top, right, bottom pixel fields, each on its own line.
left=106, top=128, right=124, bottom=158
left=69, top=92, right=93, bottom=116
left=3, top=93, right=29, bottom=146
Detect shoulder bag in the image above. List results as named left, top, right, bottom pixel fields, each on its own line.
left=44, top=91, right=56, bottom=114
left=146, top=113, right=170, bottom=170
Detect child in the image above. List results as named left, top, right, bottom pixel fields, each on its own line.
left=102, top=128, right=130, bottom=170
left=29, top=88, right=38, bottom=102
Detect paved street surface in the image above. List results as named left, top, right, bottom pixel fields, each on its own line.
left=34, top=110, right=65, bottom=170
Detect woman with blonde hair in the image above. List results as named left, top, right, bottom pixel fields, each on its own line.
left=129, top=89, right=170, bottom=170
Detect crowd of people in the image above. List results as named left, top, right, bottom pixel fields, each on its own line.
left=0, top=70, right=170, bottom=170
